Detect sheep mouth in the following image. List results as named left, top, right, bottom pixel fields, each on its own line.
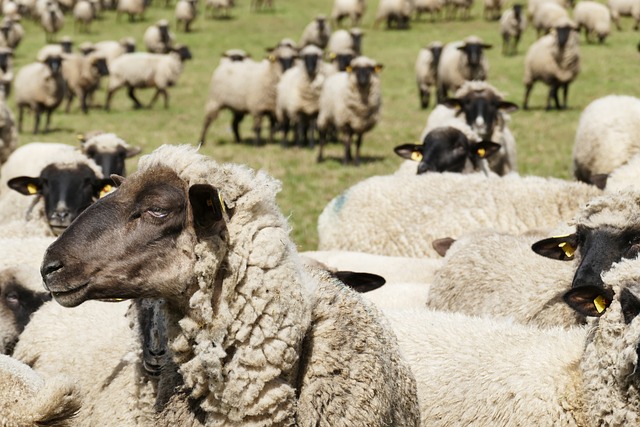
left=50, top=282, right=89, bottom=307
left=48, top=224, right=69, bottom=236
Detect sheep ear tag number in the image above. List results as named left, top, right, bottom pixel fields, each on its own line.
left=188, top=184, right=225, bottom=229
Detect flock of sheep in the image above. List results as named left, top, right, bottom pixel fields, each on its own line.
left=1, top=0, right=640, bottom=424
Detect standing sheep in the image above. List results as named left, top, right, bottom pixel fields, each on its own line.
left=414, top=0, right=444, bottom=20
left=327, top=27, right=364, bottom=56
left=0, top=48, right=14, bottom=97
left=500, top=3, right=527, bottom=55
left=143, top=19, right=175, bottom=53
left=527, top=0, right=572, bottom=18
left=105, top=45, right=192, bottom=111
left=0, top=16, right=24, bottom=50
left=116, top=0, right=146, bottom=21
left=532, top=1, right=570, bottom=36
left=316, top=55, right=383, bottom=165
left=205, top=0, right=233, bottom=18
left=414, top=41, right=443, bottom=108
left=483, top=0, right=503, bottom=20
left=40, top=1, right=64, bottom=43
left=299, top=14, right=331, bottom=49
left=608, top=0, right=640, bottom=30
left=523, top=18, right=581, bottom=110
left=39, top=144, right=422, bottom=426
left=80, top=132, right=141, bottom=176
left=374, top=0, right=412, bottom=29
left=61, top=52, right=109, bottom=114
left=573, top=1, right=611, bottom=43
left=72, top=0, right=96, bottom=33
left=93, top=37, right=136, bottom=67
left=436, top=35, right=491, bottom=102
left=175, top=0, right=198, bottom=32
left=331, top=0, right=366, bottom=26
left=14, top=54, right=65, bottom=134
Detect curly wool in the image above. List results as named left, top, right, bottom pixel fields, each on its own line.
left=571, top=190, right=640, bottom=231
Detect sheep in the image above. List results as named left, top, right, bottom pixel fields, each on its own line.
left=500, top=3, right=527, bottom=55
left=0, top=92, right=17, bottom=164
left=93, top=37, right=136, bottom=67
left=275, top=44, right=324, bottom=148
left=250, top=0, right=273, bottom=12
left=444, top=0, right=475, bottom=20
left=573, top=1, right=611, bottom=43
left=0, top=16, right=24, bottom=50
left=14, top=53, right=65, bottom=134
left=331, top=0, right=366, bottom=26
left=436, top=35, right=491, bottom=102
left=317, top=172, right=602, bottom=258
left=327, top=27, right=364, bottom=56
left=299, top=14, right=331, bottom=49
left=143, top=19, right=175, bottom=54
left=523, top=18, right=581, bottom=110
left=414, top=0, right=444, bottom=20
left=40, top=1, right=64, bottom=43
left=599, top=153, right=640, bottom=192
left=116, top=0, right=145, bottom=21
left=38, top=143, right=422, bottom=425
left=220, top=48, right=249, bottom=62
left=105, top=45, right=192, bottom=111
left=483, top=0, right=503, bottom=20
left=0, top=48, right=14, bottom=99
left=199, top=44, right=298, bottom=145
left=61, top=52, right=109, bottom=114
left=175, top=0, right=197, bottom=32
left=532, top=1, right=570, bottom=35
left=72, top=0, right=96, bottom=33
left=608, top=0, right=640, bottom=30
left=36, top=36, right=73, bottom=62
left=414, top=41, right=443, bottom=108
left=2, top=0, right=19, bottom=16
left=373, top=0, right=412, bottom=29
left=79, top=132, right=142, bottom=176
left=571, top=95, right=640, bottom=183
left=205, top=0, right=234, bottom=18
left=527, top=0, right=572, bottom=18
left=316, top=55, right=383, bottom=165
left=0, top=354, right=81, bottom=426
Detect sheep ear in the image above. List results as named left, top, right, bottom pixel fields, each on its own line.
left=110, top=174, right=126, bottom=187
left=432, top=237, right=456, bottom=257
left=442, top=98, right=462, bottom=110
left=393, top=143, right=423, bottom=161
left=498, top=101, right=519, bottom=113
left=563, top=285, right=613, bottom=317
left=481, top=43, right=493, bottom=49
left=531, top=234, right=578, bottom=261
left=471, top=141, right=501, bottom=159
left=589, top=174, right=608, bottom=190
left=620, top=288, right=640, bottom=324
left=374, top=64, right=384, bottom=73
left=334, top=271, right=386, bottom=293
left=188, top=184, right=225, bottom=231
left=125, top=146, right=142, bottom=158
left=7, top=176, right=41, bottom=196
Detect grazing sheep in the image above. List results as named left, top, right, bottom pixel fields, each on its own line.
left=250, top=0, right=273, bottom=11
left=0, top=354, right=81, bottom=426
left=105, top=45, right=192, bottom=111
left=14, top=54, right=65, bottom=134
left=532, top=1, right=570, bottom=36
left=436, top=35, right=491, bottom=102
left=500, top=3, right=527, bottom=55
left=572, top=95, right=640, bottom=183
left=0, top=48, right=14, bottom=98
left=414, top=0, right=444, bottom=20
left=600, top=153, right=640, bottom=192
left=72, top=0, right=96, bottom=33
left=61, top=52, right=109, bottom=114
left=39, top=144, right=422, bottom=426
left=299, top=14, right=331, bottom=49
left=0, top=92, right=17, bottom=164
left=316, top=56, right=382, bottom=165
left=276, top=44, right=325, bottom=147
left=0, top=16, right=24, bottom=50
left=40, top=1, right=64, bottom=43
left=116, top=0, right=145, bottom=21
left=205, top=0, right=234, bottom=18
left=608, top=0, right=640, bottom=30
left=331, top=0, right=366, bottom=26
left=327, top=27, right=364, bottom=56
left=80, top=132, right=142, bottom=176
left=199, top=44, right=297, bottom=145
left=414, top=41, right=443, bottom=108
left=573, top=1, right=611, bottom=43
left=374, top=0, right=412, bottom=29
left=483, top=0, right=503, bottom=20
left=175, top=0, right=197, bottom=32
left=523, top=18, right=581, bottom=110
left=318, top=172, right=601, bottom=258
left=143, top=19, right=175, bottom=54
left=93, top=37, right=136, bottom=67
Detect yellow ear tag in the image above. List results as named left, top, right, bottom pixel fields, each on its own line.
left=268, top=55, right=276, bottom=62
left=477, top=148, right=486, bottom=158
left=99, top=184, right=113, bottom=198
left=558, top=242, right=575, bottom=259
left=594, top=295, right=607, bottom=314
left=329, top=52, right=336, bottom=59
left=374, top=64, right=383, bottom=73
left=410, top=151, right=423, bottom=162
left=218, top=192, right=227, bottom=216
left=27, top=183, right=38, bottom=195
left=346, top=66, right=352, bottom=73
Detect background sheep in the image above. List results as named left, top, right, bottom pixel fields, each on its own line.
left=0, top=16, right=24, bottom=50
left=445, top=0, right=475, bottom=20
left=0, top=91, right=17, bottom=165
left=599, top=153, right=640, bottom=193
left=526, top=0, right=572, bottom=18
left=326, top=27, right=364, bottom=56
left=93, top=37, right=136, bottom=67
left=414, top=41, right=443, bottom=108
left=205, top=0, right=235, bottom=19
left=414, top=0, right=444, bottom=20
left=608, top=0, right=640, bottom=30
left=39, top=144, right=421, bottom=426
left=116, top=0, right=146, bottom=21
left=143, top=19, right=175, bottom=53
left=105, top=44, right=192, bottom=111
left=61, top=52, right=109, bottom=114
left=483, top=0, right=503, bottom=20
left=331, top=0, right=366, bottom=26
left=72, top=0, right=96, bottom=33
left=500, top=3, right=527, bottom=55
left=316, top=55, right=383, bottom=165
left=36, top=37, right=74, bottom=62
left=373, top=0, right=412, bottom=29
left=317, top=172, right=601, bottom=258
left=523, top=18, right=581, bottom=110
left=14, top=53, right=65, bottom=134
left=40, top=2, right=64, bottom=42
left=573, top=1, right=611, bottom=43
left=299, top=14, right=331, bottom=49
left=572, top=95, right=640, bottom=183
left=175, top=0, right=197, bottom=32
left=436, top=35, right=491, bottom=102
left=532, top=2, right=570, bottom=36
left=79, top=132, right=142, bottom=176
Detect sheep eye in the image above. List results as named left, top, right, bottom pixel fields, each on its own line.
left=147, top=207, right=169, bottom=218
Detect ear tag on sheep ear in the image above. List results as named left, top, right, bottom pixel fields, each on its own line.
left=594, top=295, right=608, bottom=314
left=558, top=241, right=575, bottom=259
left=27, top=183, right=38, bottom=195
left=374, top=64, right=383, bottom=73
left=410, top=151, right=423, bottom=162
left=346, top=66, right=352, bottom=73
left=268, top=55, right=276, bottom=62
left=329, top=52, right=336, bottom=59
left=99, top=184, right=114, bottom=198
left=208, top=191, right=227, bottom=217
left=477, top=147, right=487, bottom=158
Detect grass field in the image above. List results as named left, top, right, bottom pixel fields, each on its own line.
left=10, top=0, right=640, bottom=250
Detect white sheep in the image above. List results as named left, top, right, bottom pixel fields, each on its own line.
left=72, top=0, right=96, bottom=33
left=500, top=3, right=527, bottom=55
left=0, top=16, right=24, bottom=50
left=414, top=0, right=444, bottom=20
left=205, top=0, right=234, bottom=18
left=199, top=44, right=297, bottom=145
left=299, top=14, right=331, bottom=49
left=143, top=19, right=175, bottom=54
left=316, top=55, right=383, bottom=165
left=523, top=18, right=581, bottom=110
left=116, top=0, right=145, bottom=21
left=532, top=1, right=570, bottom=35
left=175, top=0, right=197, bottom=32
left=608, top=0, right=640, bottom=30
left=436, top=35, right=491, bottom=102
left=414, top=41, right=443, bottom=108
left=483, top=0, right=503, bottom=20
left=573, top=1, right=611, bottom=43
left=331, top=0, right=366, bottom=26
left=37, top=144, right=421, bottom=425
left=14, top=53, right=65, bottom=134
left=373, top=0, right=412, bottom=29
left=93, top=37, right=136, bottom=67
left=61, top=52, right=109, bottom=114
left=105, top=45, right=192, bottom=111
left=40, top=1, right=64, bottom=42
left=572, top=95, right=640, bottom=183
left=79, top=132, right=142, bottom=176
left=0, top=90, right=17, bottom=164
left=317, top=172, right=602, bottom=258
left=326, top=27, right=364, bottom=56
left=250, top=0, right=273, bottom=12
left=527, top=0, right=571, bottom=18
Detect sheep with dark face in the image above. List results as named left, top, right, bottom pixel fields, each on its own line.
left=414, top=41, right=443, bottom=109
left=436, top=35, right=491, bottom=102
left=500, top=3, right=527, bottom=55
left=61, top=52, right=109, bottom=114
left=0, top=16, right=24, bottom=50
left=80, top=132, right=142, bottom=176
left=143, top=20, right=175, bottom=54
left=299, top=14, right=331, bottom=49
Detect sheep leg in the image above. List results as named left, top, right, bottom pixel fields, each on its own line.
left=17, top=105, right=24, bottom=133
left=308, top=117, right=317, bottom=148
left=80, top=91, right=89, bottom=114
left=317, top=128, right=327, bottom=162
left=268, top=113, right=277, bottom=144
left=44, top=109, right=53, bottom=133
left=105, top=88, right=117, bottom=111
left=280, top=115, right=290, bottom=146
left=33, top=105, right=41, bottom=134
left=127, top=87, right=144, bottom=109
left=65, top=91, right=75, bottom=113
left=252, top=114, right=263, bottom=145
left=232, top=113, right=244, bottom=143
left=343, top=131, right=353, bottom=165
left=148, top=89, right=168, bottom=109
left=522, top=83, right=533, bottom=110
left=354, top=133, right=363, bottom=166
left=561, top=83, right=569, bottom=109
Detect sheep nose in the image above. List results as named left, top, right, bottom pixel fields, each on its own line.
left=41, top=260, right=63, bottom=283
left=51, top=210, right=70, bottom=221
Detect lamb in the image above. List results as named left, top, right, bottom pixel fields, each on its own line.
left=40, top=1, right=64, bottom=43
left=500, top=3, right=527, bottom=55
left=373, top=0, right=412, bottom=29
left=0, top=354, right=81, bottom=426
left=105, top=45, right=192, bottom=111
left=143, top=19, right=175, bottom=54
left=0, top=91, right=17, bottom=164
left=436, top=35, right=491, bottom=102
left=205, top=0, right=234, bottom=18
left=573, top=1, right=611, bottom=43
left=571, top=95, right=640, bottom=183
left=327, top=27, right=364, bottom=56
left=299, top=14, right=331, bottom=49
left=61, top=51, right=109, bottom=114
left=608, top=0, right=640, bottom=30
left=317, top=172, right=602, bottom=258
left=72, top=0, right=97, bottom=33
left=93, top=37, right=136, bottom=67
left=331, top=0, right=366, bottom=26
left=523, top=18, right=581, bottom=110
left=275, top=44, right=324, bottom=147
left=532, top=1, right=570, bottom=36
left=175, top=0, right=198, bottom=32
left=414, top=41, right=443, bottom=108
left=79, top=132, right=142, bottom=176
left=117, top=0, right=146, bottom=21
left=414, top=0, right=444, bottom=20
left=0, top=16, right=24, bottom=50
left=14, top=53, right=65, bottom=134
left=316, top=55, right=383, bottom=165
left=199, top=44, right=298, bottom=145
left=38, top=144, right=421, bottom=425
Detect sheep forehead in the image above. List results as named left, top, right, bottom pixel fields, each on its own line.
left=350, top=55, right=376, bottom=68
left=455, top=81, right=504, bottom=99
left=463, top=35, right=484, bottom=44
left=85, top=133, right=128, bottom=151
left=300, top=44, right=323, bottom=57
left=575, top=192, right=640, bottom=229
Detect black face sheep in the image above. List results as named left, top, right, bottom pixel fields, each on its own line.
left=374, top=0, right=412, bottom=29
left=414, top=41, right=443, bottom=109
left=72, top=0, right=96, bottom=33
left=40, top=1, right=64, bottom=43
left=116, top=0, right=146, bottom=21
left=327, top=27, right=364, bottom=56
left=143, top=20, right=175, bottom=54
left=0, top=16, right=24, bottom=50
left=299, top=14, right=331, bottom=49
left=80, top=132, right=142, bottom=176
left=39, top=144, right=421, bottom=425
left=93, top=37, right=136, bottom=68
left=608, top=0, right=640, bottom=30
left=436, top=35, right=491, bottom=102
left=500, top=3, right=527, bottom=55
left=61, top=52, right=109, bottom=114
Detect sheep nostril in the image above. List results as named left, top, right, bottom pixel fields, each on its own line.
left=41, top=260, right=63, bottom=279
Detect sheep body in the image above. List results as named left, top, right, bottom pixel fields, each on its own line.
left=573, top=1, right=611, bottom=42
left=374, top=0, right=412, bottom=28
left=299, top=15, right=331, bottom=49
left=532, top=2, right=569, bottom=35
left=93, top=38, right=136, bottom=67
left=602, top=154, right=640, bottom=192
left=326, top=28, right=363, bottom=56
left=0, top=93, right=17, bottom=164
left=205, top=0, right=234, bottom=18
left=0, top=17, right=23, bottom=50
left=436, top=36, right=490, bottom=101
left=331, top=0, right=366, bottom=26
left=61, top=52, right=109, bottom=114
left=608, top=0, right=640, bottom=30
left=40, top=3, right=64, bottom=42
left=500, top=4, right=527, bottom=55
left=414, top=0, right=444, bottom=19
left=73, top=0, right=95, bottom=33
left=414, top=41, right=442, bottom=108
left=117, top=0, right=145, bottom=21
left=143, top=20, right=175, bottom=53
left=527, top=0, right=570, bottom=17
left=175, top=0, right=197, bottom=32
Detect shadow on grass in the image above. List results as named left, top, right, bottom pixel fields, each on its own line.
left=317, top=154, right=386, bottom=166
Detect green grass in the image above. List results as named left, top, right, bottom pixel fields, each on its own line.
left=11, top=0, right=640, bottom=250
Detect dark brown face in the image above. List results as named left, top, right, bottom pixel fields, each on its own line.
left=40, top=166, right=217, bottom=308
